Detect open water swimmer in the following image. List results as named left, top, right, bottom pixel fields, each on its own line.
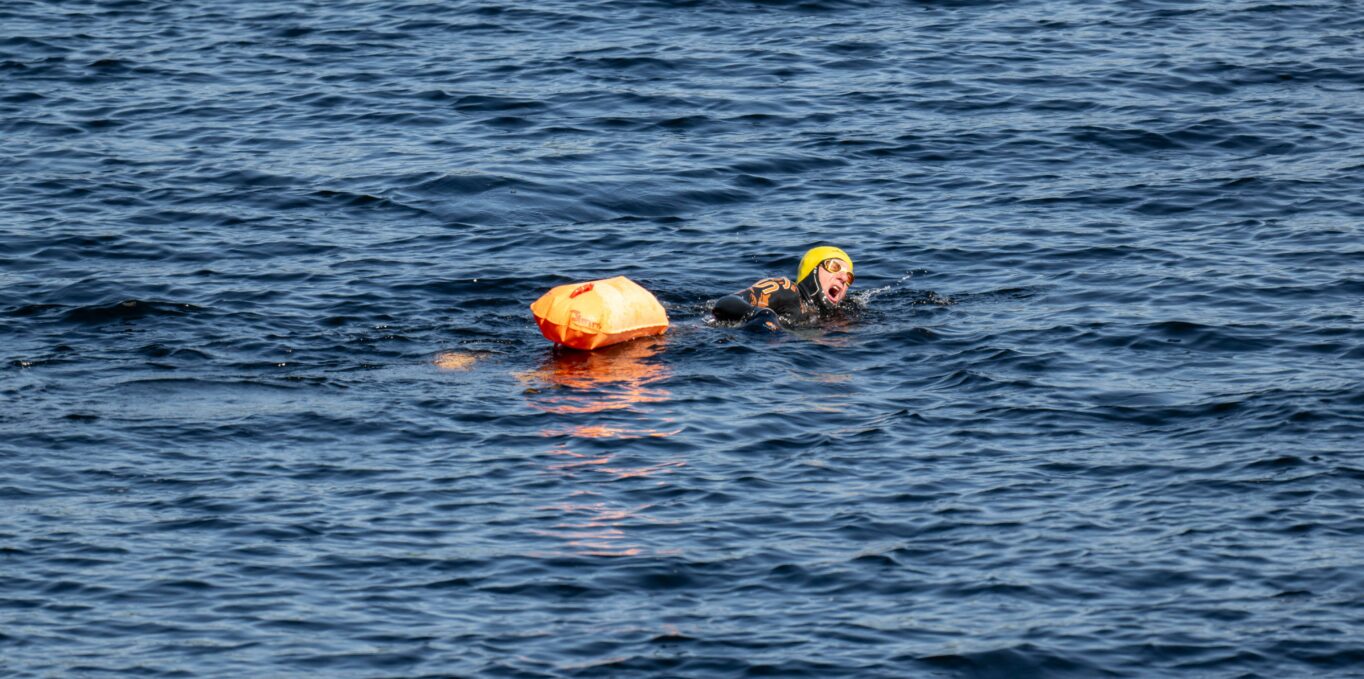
left=712, top=245, right=855, bottom=331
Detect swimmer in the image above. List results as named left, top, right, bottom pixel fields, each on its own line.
left=712, top=245, right=855, bottom=331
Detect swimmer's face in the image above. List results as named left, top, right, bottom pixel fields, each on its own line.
left=816, top=259, right=853, bottom=305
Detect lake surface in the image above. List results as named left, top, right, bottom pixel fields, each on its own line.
left=3, top=0, right=1363, bottom=676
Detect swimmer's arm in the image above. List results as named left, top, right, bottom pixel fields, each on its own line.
left=713, top=294, right=755, bottom=322
left=714, top=278, right=785, bottom=322
left=714, top=295, right=781, bottom=332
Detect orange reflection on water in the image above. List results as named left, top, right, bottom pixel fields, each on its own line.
left=604, top=459, right=685, bottom=479
left=533, top=495, right=654, bottom=558
left=544, top=446, right=685, bottom=481
left=566, top=424, right=627, bottom=439
left=544, top=423, right=684, bottom=440
left=518, top=338, right=670, bottom=415
left=546, top=447, right=610, bottom=472
left=800, top=371, right=854, bottom=413
left=531, top=497, right=681, bottom=559
left=521, top=338, right=682, bottom=558
left=535, top=447, right=685, bottom=557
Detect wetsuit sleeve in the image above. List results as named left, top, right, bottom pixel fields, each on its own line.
left=713, top=295, right=780, bottom=331
left=713, top=277, right=802, bottom=326
left=712, top=278, right=774, bottom=322
left=713, top=294, right=754, bottom=322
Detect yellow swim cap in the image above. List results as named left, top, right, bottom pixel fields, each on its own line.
left=798, top=246, right=853, bottom=283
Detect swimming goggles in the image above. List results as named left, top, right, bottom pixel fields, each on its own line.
left=821, top=259, right=854, bottom=285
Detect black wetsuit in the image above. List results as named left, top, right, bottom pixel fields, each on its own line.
left=713, top=275, right=828, bottom=331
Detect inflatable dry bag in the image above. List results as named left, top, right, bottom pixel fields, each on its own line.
left=530, top=276, right=669, bottom=351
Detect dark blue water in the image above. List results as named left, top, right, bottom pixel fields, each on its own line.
left=4, top=0, right=1363, bottom=676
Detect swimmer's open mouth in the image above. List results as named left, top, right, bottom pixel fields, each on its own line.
left=827, top=283, right=844, bottom=301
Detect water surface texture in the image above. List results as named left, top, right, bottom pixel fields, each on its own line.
left=4, top=0, right=1363, bottom=676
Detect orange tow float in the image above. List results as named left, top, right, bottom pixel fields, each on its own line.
left=530, top=276, right=669, bottom=351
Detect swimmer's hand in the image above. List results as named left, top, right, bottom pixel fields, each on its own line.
left=742, top=307, right=782, bottom=333
left=714, top=296, right=782, bottom=333
left=713, top=295, right=755, bottom=322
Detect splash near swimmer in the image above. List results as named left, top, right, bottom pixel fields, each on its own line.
left=712, top=245, right=855, bottom=332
